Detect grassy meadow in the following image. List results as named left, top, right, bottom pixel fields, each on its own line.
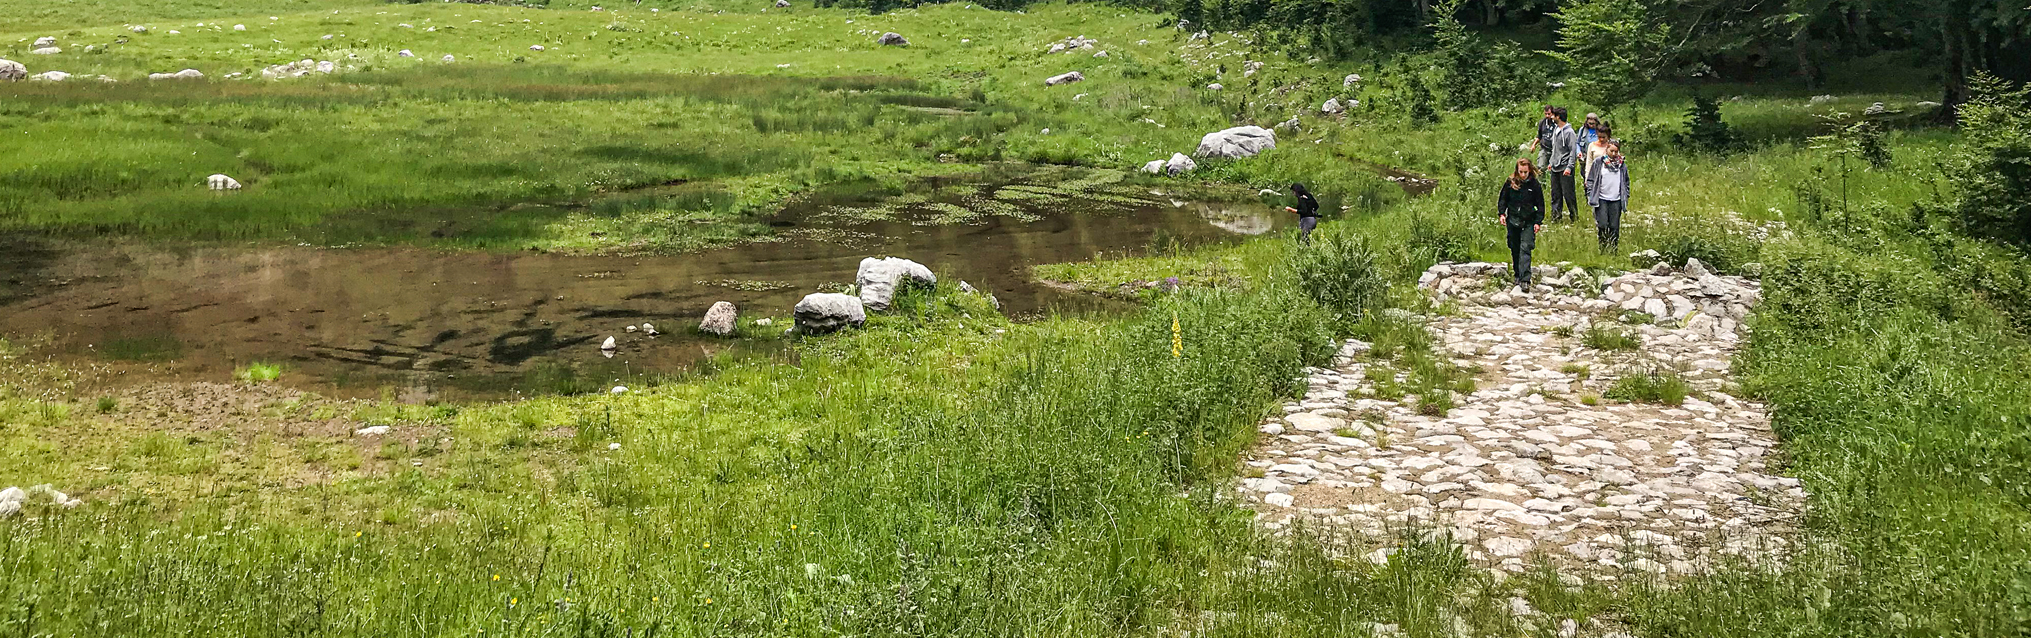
left=3, top=0, right=2031, bottom=636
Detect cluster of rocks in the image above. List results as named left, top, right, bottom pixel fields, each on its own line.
left=1241, top=260, right=1804, bottom=579
left=260, top=59, right=340, bottom=79
left=1139, top=126, right=1277, bottom=176
left=0, top=484, right=82, bottom=517
left=587, top=256, right=987, bottom=348
left=1419, top=258, right=1760, bottom=341
left=1045, top=35, right=1100, bottom=55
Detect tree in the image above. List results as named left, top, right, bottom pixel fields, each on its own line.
left=1546, top=0, right=1670, bottom=113
left=1947, top=74, right=2031, bottom=247
left=1429, top=0, right=1543, bottom=110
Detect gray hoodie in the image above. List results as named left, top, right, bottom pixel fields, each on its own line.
left=1541, top=123, right=1577, bottom=171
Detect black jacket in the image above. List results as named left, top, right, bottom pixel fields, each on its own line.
left=1293, top=193, right=1320, bottom=218
left=1497, top=178, right=1545, bottom=226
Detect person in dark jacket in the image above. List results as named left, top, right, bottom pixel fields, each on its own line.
left=1585, top=141, right=1631, bottom=251
left=1497, top=158, right=1546, bottom=290
left=1286, top=183, right=1322, bottom=244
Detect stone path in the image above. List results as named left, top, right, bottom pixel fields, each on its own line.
left=1242, top=260, right=1806, bottom=578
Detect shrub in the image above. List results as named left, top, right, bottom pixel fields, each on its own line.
left=1289, top=226, right=1387, bottom=324
left=234, top=362, right=283, bottom=383
left=1946, top=73, right=2031, bottom=248
left=1605, top=367, right=1689, bottom=405
left=1672, top=93, right=1737, bottom=153
left=1636, top=212, right=1764, bottom=274
left=1406, top=209, right=1477, bottom=267
left=1582, top=324, right=1640, bottom=350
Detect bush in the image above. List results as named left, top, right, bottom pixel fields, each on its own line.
left=1946, top=74, right=2031, bottom=248
left=1405, top=209, right=1476, bottom=267
left=1635, top=212, right=1764, bottom=274
left=1582, top=324, right=1640, bottom=350
left=1605, top=367, right=1688, bottom=405
left=1289, top=226, right=1388, bottom=325
left=1672, top=93, right=1737, bottom=153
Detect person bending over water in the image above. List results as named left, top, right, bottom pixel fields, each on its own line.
left=1286, top=183, right=1321, bottom=244
left=1497, top=158, right=1546, bottom=291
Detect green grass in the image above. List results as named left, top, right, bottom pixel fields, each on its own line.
left=232, top=361, right=283, bottom=382
left=1582, top=323, right=1641, bottom=351
left=4, top=1, right=2029, bottom=636
left=1603, top=368, right=1690, bottom=406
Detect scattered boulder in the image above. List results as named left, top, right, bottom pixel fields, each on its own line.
left=1343, top=73, right=1362, bottom=88
left=0, top=485, right=82, bottom=516
left=207, top=174, right=242, bottom=190
left=1862, top=102, right=1886, bottom=116
left=354, top=425, right=391, bottom=436
left=700, top=301, right=739, bottom=336
left=600, top=335, right=618, bottom=351
left=30, top=47, right=61, bottom=55
left=1205, top=83, right=1223, bottom=91
left=1276, top=117, right=1301, bottom=131
left=1242, top=60, right=1263, bottom=77
left=1682, top=257, right=1712, bottom=278
left=233, top=24, right=247, bottom=31
left=530, top=45, right=546, bottom=51
left=876, top=32, right=908, bottom=46
left=0, top=60, right=23, bottom=81
left=856, top=257, right=936, bottom=311
left=1193, top=126, right=1276, bottom=159
left=1044, top=71, right=1083, bottom=86
left=33, top=37, right=56, bottom=48
left=131, top=25, right=149, bottom=33
left=1165, top=152, right=1196, bottom=176
left=776, top=0, right=791, bottom=6
left=30, top=70, right=67, bottom=82
left=397, top=49, right=415, bottom=57
left=443, top=54, right=455, bottom=62
left=1321, top=98, right=1345, bottom=115
left=794, top=293, right=866, bottom=334
left=1140, top=159, right=1165, bottom=174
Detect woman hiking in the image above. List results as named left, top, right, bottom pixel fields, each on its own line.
left=1286, top=183, right=1322, bottom=244
left=1497, top=158, right=1546, bottom=292
left=1586, top=141, right=1631, bottom=251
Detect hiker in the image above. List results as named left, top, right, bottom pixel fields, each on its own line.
left=1587, top=141, right=1631, bottom=251
left=1583, top=123, right=1615, bottom=219
left=1577, top=113, right=1602, bottom=167
left=1496, top=158, right=1546, bottom=291
left=1527, top=104, right=1555, bottom=154
left=1539, top=107, right=1579, bottom=223
left=1286, top=183, right=1322, bottom=244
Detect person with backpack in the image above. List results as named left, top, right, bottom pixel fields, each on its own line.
left=1285, top=183, right=1322, bottom=244
left=1497, top=158, right=1546, bottom=291
left=1586, top=141, right=1631, bottom=251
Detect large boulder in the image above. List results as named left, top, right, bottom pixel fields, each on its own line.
left=0, top=60, right=26, bottom=81
left=1044, top=71, right=1083, bottom=86
left=856, top=257, right=936, bottom=311
left=794, top=293, right=866, bottom=334
left=1193, top=126, right=1276, bottom=159
left=877, top=32, right=908, bottom=46
left=700, top=301, right=738, bottom=336
left=1165, top=152, right=1196, bottom=176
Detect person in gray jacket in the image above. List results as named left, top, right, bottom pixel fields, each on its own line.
left=1586, top=141, right=1631, bottom=250
left=1539, top=107, right=1579, bottom=223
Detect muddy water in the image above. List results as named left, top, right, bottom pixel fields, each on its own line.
left=0, top=170, right=1285, bottom=400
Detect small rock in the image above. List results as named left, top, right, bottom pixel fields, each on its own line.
left=600, top=336, right=618, bottom=351
left=355, top=425, right=391, bottom=436
left=794, top=293, right=866, bottom=334
left=610, top=386, right=628, bottom=394
left=876, top=32, right=908, bottom=46
left=207, top=174, right=242, bottom=190
left=1044, top=71, right=1084, bottom=86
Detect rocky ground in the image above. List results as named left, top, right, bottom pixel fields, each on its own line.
left=1242, top=260, right=1806, bottom=580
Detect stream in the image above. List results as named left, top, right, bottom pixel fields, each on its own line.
left=0, top=166, right=1287, bottom=400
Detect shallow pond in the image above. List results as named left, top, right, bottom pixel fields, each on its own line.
left=0, top=167, right=1287, bottom=400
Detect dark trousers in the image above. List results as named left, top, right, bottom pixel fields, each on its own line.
left=1547, top=171, right=1577, bottom=221
left=1594, top=199, right=1625, bottom=250
left=1506, top=224, right=1536, bottom=286
left=1298, top=216, right=1318, bottom=244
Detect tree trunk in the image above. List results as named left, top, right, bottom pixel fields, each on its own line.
left=1792, top=27, right=1824, bottom=89
left=1482, top=0, right=1498, bottom=26
left=1937, top=4, right=1973, bottom=124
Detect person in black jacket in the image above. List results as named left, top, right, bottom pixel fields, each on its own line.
left=1285, top=183, right=1322, bottom=244
left=1497, top=158, right=1546, bottom=291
